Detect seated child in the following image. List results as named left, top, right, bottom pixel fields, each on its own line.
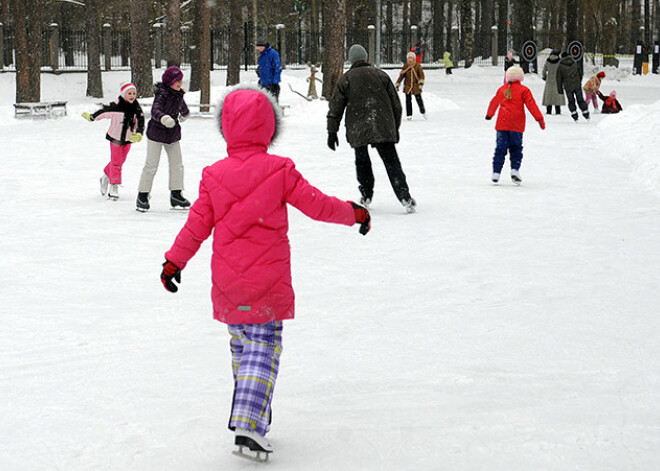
left=596, top=90, right=623, bottom=114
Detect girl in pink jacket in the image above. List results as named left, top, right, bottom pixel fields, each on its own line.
left=160, top=86, right=370, bottom=461
left=83, top=82, right=144, bottom=200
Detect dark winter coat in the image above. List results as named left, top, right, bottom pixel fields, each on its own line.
left=146, top=83, right=190, bottom=144
left=541, top=54, right=566, bottom=107
left=556, top=56, right=583, bottom=94
left=597, top=91, right=623, bottom=114
left=327, top=61, right=402, bottom=149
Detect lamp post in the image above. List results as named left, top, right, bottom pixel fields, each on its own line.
left=293, top=0, right=308, bottom=65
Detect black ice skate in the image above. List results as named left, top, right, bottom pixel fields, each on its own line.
left=136, top=192, right=150, bottom=212
left=401, top=197, right=417, bottom=213
left=170, top=190, right=191, bottom=210
left=233, top=428, right=272, bottom=463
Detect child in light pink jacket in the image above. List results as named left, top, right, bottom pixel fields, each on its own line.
left=160, top=86, right=370, bottom=461
left=83, top=82, right=144, bottom=200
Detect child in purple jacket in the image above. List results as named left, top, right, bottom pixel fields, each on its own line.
left=136, top=66, right=191, bottom=212
left=83, top=82, right=144, bottom=200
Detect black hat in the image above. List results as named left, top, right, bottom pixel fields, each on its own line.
left=256, top=37, right=268, bottom=47
left=561, top=51, right=570, bottom=58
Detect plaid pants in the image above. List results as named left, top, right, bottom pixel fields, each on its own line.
left=228, top=322, right=283, bottom=436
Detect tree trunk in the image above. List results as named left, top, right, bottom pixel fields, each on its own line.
left=460, top=0, right=474, bottom=67
left=199, top=0, right=211, bottom=110
left=446, top=0, right=454, bottom=53
left=12, top=0, right=43, bottom=102
left=433, top=0, right=446, bottom=60
left=129, top=0, right=154, bottom=98
left=515, top=0, right=534, bottom=49
left=166, top=0, right=182, bottom=66
left=480, top=0, right=493, bottom=58
left=497, top=0, right=507, bottom=54
left=86, top=0, right=103, bottom=98
left=566, top=0, right=578, bottom=41
left=226, top=0, right=242, bottom=86
left=321, top=0, right=346, bottom=100
left=189, top=0, right=201, bottom=92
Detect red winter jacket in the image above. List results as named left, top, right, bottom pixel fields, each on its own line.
left=486, top=81, right=544, bottom=133
left=165, top=88, right=356, bottom=324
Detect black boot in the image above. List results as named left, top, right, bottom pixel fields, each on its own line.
left=136, top=192, right=150, bottom=212
left=555, top=106, right=561, bottom=115
left=170, top=190, right=191, bottom=209
left=546, top=105, right=552, bottom=115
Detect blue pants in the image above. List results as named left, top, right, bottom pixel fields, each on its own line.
left=492, top=130, right=523, bottom=173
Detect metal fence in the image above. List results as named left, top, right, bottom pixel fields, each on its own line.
left=0, top=24, right=639, bottom=72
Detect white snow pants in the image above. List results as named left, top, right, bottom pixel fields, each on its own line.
left=138, top=138, right=184, bottom=193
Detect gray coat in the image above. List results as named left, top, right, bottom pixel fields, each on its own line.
left=542, top=54, right=566, bottom=107
left=556, top=55, right=583, bottom=94
left=327, top=61, right=402, bottom=148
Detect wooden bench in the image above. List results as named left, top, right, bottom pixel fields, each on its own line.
left=14, top=101, right=68, bottom=119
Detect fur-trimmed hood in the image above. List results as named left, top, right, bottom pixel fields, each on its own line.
left=216, top=84, right=282, bottom=152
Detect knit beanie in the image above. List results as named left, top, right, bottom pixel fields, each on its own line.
left=162, top=66, right=184, bottom=87
left=256, top=37, right=268, bottom=47
left=506, top=65, right=524, bottom=83
left=597, top=71, right=606, bottom=78
left=348, top=44, right=368, bottom=64
left=119, top=82, right=136, bottom=99
left=610, top=90, right=617, bottom=98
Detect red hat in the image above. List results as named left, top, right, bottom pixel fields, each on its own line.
left=597, top=71, right=606, bottom=78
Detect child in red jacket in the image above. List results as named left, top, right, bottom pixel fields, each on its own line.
left=486, top=66, right=545, bottom=185
left=159, top=86, right=370, bottom=462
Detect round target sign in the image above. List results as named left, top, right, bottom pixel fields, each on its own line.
left=522, top=41, right=537, bottom=62
left=568, top=40, right=583, bottom=61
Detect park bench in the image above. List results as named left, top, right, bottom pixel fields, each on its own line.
left=13, top=101, right=68, bottom=119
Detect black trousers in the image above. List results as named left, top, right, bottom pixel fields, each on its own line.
left=354, top=142, right=411, bottom=202
left=405, top=93, right=426, bottom=116
left=565, top=88, right=588, bottom=115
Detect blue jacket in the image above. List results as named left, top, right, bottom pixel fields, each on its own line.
left=258, top=46, right=282, bottom=87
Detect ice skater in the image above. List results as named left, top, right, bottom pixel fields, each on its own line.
left=486, top=66, right=545, bottom=185
left=160, top=86, right=370, bottom=462
left=82, top=82, right=144, bottom=200
left=395, top=51, right=427, bottom=120
left=583, top=71, right=606, bottom=112
left=136, top=65, right=191, bottom=212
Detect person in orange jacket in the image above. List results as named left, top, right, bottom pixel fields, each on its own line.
left=485, top=66, right=545, bottom=185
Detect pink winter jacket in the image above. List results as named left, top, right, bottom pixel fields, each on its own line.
left=165, top=88, right=357, bottom=325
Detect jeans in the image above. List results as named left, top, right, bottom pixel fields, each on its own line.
left=492, top=130, right=524, bottom=173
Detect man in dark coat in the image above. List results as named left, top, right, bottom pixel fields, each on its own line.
left=327, top=44, right=416, bottom=213
left=556, top=51, right=590, bottom=122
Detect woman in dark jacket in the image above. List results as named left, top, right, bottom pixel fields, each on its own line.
left=136, top=66, right=191, bottom=212
left=326, top=44, right=416, bottom=213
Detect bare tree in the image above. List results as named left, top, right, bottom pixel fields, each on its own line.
left=166, top=0, right=182, bottom=66
left=460, top=0, right=474, bottom=67
left=12, top=0, right=43, bottom=102
left=433, top=0, right=446, bottom=60
left=129, top=0, right=154, bottom=98
left=480, top=0, right=494, bottom=58
left=566, top=0, right=578, bottom=41
left=86, top=0, right=103, bottom=98
left=322, top=0, right=346, bottom=100
left=226, top=0, right=242, bottom=86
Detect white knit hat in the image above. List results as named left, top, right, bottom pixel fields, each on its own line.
left=120, top=81, right=137, bottom=99
left=505, top=66, right=524, bottom=83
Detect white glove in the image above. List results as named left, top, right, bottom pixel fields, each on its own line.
left=160, top=115, right=176, bottom=128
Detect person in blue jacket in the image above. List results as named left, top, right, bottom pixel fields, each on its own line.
left=256, top=38, right=282, bottom=102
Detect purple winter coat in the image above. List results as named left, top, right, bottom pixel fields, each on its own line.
left=146, top=83, right=190, bottom=144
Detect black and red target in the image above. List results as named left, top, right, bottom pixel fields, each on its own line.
left=568, top=41, right=583, bottom=61
left=522, top=41, right=537, bottom=62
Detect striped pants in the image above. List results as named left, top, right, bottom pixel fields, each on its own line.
left=228, top=322, right=283, bottom=436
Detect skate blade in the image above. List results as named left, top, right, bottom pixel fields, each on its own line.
left=108, top=196, right=119, bottom=201
left=232, top=446, right=271, bottom=463
left=170, top=207, right=190, bottom=211
left=135, top=207, right=149, bottom=212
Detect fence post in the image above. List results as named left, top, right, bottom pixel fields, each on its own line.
left=368, top=25, right=375, bottom=65
left=0, top=23, right=3, bottom=71
left=491, top=25, right=498, bottom=66
left=103, top=23, right=112, bottom=71
left=410, top=25, right=418, bottom=48
left=153, top=23, right=163, bottom=69
left=50, top=23, right=59, bottom=71
left=276, top=24, right=286, bottom=69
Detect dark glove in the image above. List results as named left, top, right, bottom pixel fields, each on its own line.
left=485, top=115, right=492, bottom=120
left=327, top=132, right=339, bottom=151
left=161, top=260, right=181, bottom=293
left=349, top=201, right=371, bottom=236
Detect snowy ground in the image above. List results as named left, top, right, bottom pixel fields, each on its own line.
left=1, top=64, right=660, bottom=471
